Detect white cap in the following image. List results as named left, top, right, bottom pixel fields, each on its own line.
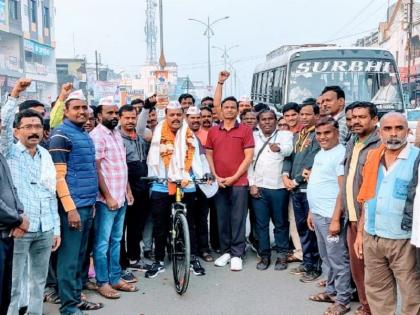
left=166, top=101, right=182, bottom=110
left=65, top=89, right=86, bottom=103
left=88, top=106, right=94, bottom=114
left=239, top=95, right=251, bottom=103
left=186, top=106, right=201, bottom=115
left=98, top=96, right=116, bottom=106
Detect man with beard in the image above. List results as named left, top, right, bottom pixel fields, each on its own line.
left=195, top=106, right=213, bottom=145
left=1, top=79, right=60, bottom=315
left=355, top=112, right=420, bottom=315
left=118, top=105, right=150, bottom=280
left=342, top=101, right=380, bottom=315
left=146, top=102, right=210, bottom=277
left=186, top=106, right=215, bottom=262
left=90, top=97, right=136, bottom=298
left=49, top=90, right=103, bottom=314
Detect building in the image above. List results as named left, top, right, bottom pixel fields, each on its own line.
left=0, top=0, right=57, bottom=105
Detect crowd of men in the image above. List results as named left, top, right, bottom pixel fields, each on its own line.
left=0, top=70, right=419, bottom=315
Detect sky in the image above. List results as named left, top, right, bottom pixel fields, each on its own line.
left=54, top=0, right=394, bottom=96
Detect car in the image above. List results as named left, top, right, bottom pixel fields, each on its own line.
left=407, top=109, right=420, bottom=144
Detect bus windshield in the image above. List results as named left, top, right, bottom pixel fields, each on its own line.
left=288, top=58, right=404, bottom=111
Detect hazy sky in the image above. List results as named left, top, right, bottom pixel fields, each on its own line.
left=55, top=0, right=394, bottom=96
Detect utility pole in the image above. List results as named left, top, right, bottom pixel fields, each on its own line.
left=95, top=50, right=99, bottom=80
left=407, top=0, right=414, bottom=86
left=158, top=0, right=166, bottom=70
left=188, top=16, right=230, bottom=88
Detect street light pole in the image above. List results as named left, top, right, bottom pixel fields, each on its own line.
left=212, top=45, right=238, bottom=94
left=188, top=16, right=230, bottom=88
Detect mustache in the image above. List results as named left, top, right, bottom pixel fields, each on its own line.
left=386, top=138, right=403, bottom=145
left=172, top=120, right=181, bottom=124
left=28, top=134, right=40, bottom=139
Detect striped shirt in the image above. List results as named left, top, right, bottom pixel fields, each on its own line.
left=90, top=124, right=128, bottom=207
left=0, top=97, right=59, bottom=235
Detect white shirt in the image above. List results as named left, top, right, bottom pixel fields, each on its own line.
left=248, top=130, right=293, bottom=189
left=307, top=144, right=345, bottom=218
left=372, top=83, right=398, bottom=104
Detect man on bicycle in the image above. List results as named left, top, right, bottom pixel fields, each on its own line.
left=145, top=101, right=212, bottom=278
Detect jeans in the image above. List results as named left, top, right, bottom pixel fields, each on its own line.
left=208, top=197, right=220, bottom=251
left=121, top=188, right=149, bottom=268
left=93, top=202, right=126, bottom=286
left=313, top=214, right=352, bottom=305
left=193, top=189, right=210, bottom=254
left=57, top=206, right=93, bottom=315
left=252, top=188, right=289, bottom=259
left=8, top=230, right=54, bottom=315
left=0, top=237, right=13, bottom=315
left=214, top=186, right=248, bottom=258
left=291, top=192, right=320, bottom=272
left=149, top=192, right=196, bottom=262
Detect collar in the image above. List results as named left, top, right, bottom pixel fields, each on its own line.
left=118, top=127, right=137, bottom=140
left=257, top=129, right=277, bottom=140
left=96, top=123, right=115, bottom=136
left=219, top=120, right=240, bottom=130
left=396, top=143, right=411, bottom=160
left=333, top=110, right=345, bottom=121
left=16, top=141, right=40, bottom=155
left=300, top=125, right=315, bottom=134
left=64, top=119, right=85, bottom=131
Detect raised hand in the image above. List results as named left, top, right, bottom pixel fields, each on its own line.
left=11, top=78, right=32, bottom=98
left=58, top=83, right=73, bottom=101
left=218, top=71, right=230, bottom=83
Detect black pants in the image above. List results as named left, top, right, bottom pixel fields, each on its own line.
left=120, top=188, right=149, bottom=268
left=214, top=186, right=249, bottom=258
left=150, top=191, right=197, bottom=262
left=193, top=189, right=210, bottom=254
left=0, top=237, right=13, bottom=315
left=248, top=194, right=258, bottom=244
left=209, top=197, right=220, bottom=251
left=291, top=191, right=320, bottom=272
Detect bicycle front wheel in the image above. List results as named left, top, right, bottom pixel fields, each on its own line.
left=171, top=211, right=191, bottom=295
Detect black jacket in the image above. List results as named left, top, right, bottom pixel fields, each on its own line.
left=0, top=153, right=23, bottom=236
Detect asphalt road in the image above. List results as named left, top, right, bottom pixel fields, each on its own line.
left=43, top=250, right=358, bottom=315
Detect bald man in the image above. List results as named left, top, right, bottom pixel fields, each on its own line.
left=354, top=112, right=420, bottom=315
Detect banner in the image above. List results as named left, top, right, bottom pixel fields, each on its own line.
left=155, top=70, right=169, bottom=106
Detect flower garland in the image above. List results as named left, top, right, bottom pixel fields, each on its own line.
left=160, top=120, right=195, bottom=194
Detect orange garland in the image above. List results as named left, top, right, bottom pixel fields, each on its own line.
left=160, top=121, right=195, bottom=194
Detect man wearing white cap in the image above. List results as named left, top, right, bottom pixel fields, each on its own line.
left=186, top=106, right=217, bottom=262
left=146, top=102, right=216, bottom=278
left=49, top=89, right=103, bottom=313
left=90, top=97, right=136, bottom=298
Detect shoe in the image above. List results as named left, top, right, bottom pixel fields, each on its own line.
left=200, top=252, right=214, bottom=262
left=286, top=253, right=302, bottom=263
left=214, top=253, right=231, bottom=267
left=143, top=250, right=154, bottom=260
left=18, top=306, right=27, bottom=315
left=43, top=287, right=61, bottom=304
left=121, top=269, right=138, bottom=283
left=274, top=256, right=288, bottom=271
left=230, top=257, right=243, bottom=271
left=145, top=261, right=165, bottom=278
left=129, top=259, right=152, bottom=271
left=256, top=257, right=270, bottom=270
left=190, top=258, right=206, bottom=276
left=300, top=270, right=322, bottom=283
left=289, top=264, right=307, bottom=275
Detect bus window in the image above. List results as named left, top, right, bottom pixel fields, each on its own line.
left=267, top=70, right=274, bottom=95
left=288, top=59, right=404, bottom=111
left=251, top=74, right=257, bottom=97
left=261, top=72, right=268, bottom=96
left=257, top=72, right=263, bottom=98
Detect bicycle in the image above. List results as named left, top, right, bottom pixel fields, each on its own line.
left=141, top=175, right=213, bottom=295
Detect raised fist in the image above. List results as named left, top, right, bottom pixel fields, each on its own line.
left=11, top=78, right=32, bottom=98
left=59, top=83, right=73, bottom=101
left=218, top=71, right=230, bottom=83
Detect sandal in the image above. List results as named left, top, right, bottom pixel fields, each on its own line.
left=84, top=280, right=99, bottom=291
left=317, top=279, right=327, bottom=287
left=98, top=284, right=120, bottom=299
left=201, top=252, right=214, bottom=262
left=309, top=292, right=336, bottom=303
left=112, top=280, right=139, bottom=292
left=43, top=289, right=61, bottom=304
left=324, top=303, right=351, bottom=315
left=77, top=301, right=104, bottom=311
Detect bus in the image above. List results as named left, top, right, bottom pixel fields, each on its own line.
left=251, top=44, right=405, bottom=115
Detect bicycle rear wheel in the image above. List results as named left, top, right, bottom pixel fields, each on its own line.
left=171, top=211, right=191, bottom=295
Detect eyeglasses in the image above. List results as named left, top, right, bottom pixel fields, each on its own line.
left=278, top=124, right=289, bottom=128
left=18, top=124, right=43, bottom=131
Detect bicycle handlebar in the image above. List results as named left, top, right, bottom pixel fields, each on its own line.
left=140, top=175, right=215, bottom=185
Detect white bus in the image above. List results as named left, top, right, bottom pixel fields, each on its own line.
left=251, top=45, right=405, bottom=115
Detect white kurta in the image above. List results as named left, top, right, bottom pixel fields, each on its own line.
left=411, top=177, right=420, bottom=248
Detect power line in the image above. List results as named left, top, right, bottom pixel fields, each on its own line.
left=324, top=28, right=377, bottom=43
left=327, top=0, right=378, bottom=41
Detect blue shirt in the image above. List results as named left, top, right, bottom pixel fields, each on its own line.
left=364, top=144, right=419, bottom=239
left=307, top=144, right=345, bottom=218
left=1, top=97, right=59, bottom=235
